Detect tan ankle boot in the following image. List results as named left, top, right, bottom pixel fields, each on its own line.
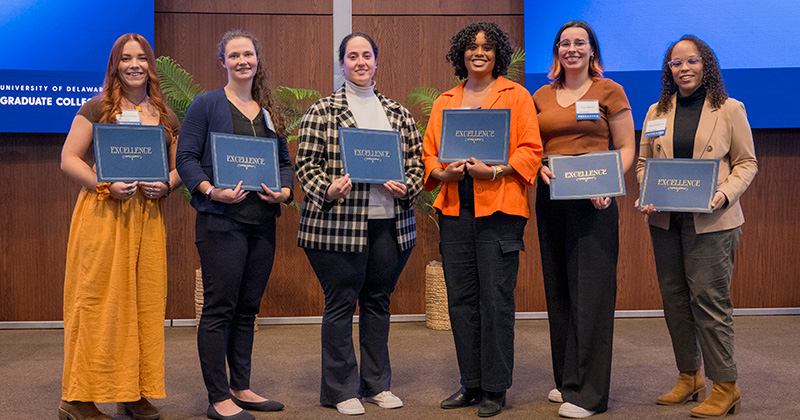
left=58, top=401, right=112, bottom=420
left=690, top=381, right=740, bottom=418
left=657, top=370, right=706, bottom=405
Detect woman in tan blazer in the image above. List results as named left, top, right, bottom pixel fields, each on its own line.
left=636, top=35, right=757, bottom=418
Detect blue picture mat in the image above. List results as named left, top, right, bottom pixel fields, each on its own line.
left=439, top=109, right=510, bottom=164
left=92, top=123, right=168, bottom=182
left=210, top=132, right=281, bottom=192
left=339, top=127, right=405, bottom=184
left=639, top=158, right=720, bottom=213
left=549, top=150, right=625, bottom=199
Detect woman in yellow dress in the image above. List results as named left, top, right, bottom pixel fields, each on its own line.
left=59, top=33, right=181, bottom=420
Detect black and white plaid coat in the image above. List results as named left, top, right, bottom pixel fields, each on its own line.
left=295, top=86, right=424, bottom=253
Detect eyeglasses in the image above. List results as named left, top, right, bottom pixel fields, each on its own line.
left=668, top=56, right=702, bottom=69
left=557, top=39, right=589, bottom=50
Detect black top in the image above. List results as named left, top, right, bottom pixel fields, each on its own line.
left=223, top=100, right=278, bottom=224
left=673, top=85, right=706, bottom=159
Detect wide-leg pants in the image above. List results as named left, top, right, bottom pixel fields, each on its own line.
left=304, top=219, right=412, bottom=406
left=535, top=181, right=618, bottom=413
left=649, top=212, right=740, bottom=382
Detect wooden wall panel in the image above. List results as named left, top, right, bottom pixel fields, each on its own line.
left=0, top=1, right=797, bottom=322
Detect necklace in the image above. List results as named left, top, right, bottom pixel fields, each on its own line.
left=126, top=94, right=148, bottom=112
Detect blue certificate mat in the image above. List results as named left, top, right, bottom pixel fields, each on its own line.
left=93, top=123, right=168, bottom=182
left=639, top=158, right=720, bottom=213
left=439, top=109, right=510, bottom=164
left=339, top=127, right=405, bottom=184
left=210, top=132, right=280, bottom=192
left=548, top=150, right=625, bottom=199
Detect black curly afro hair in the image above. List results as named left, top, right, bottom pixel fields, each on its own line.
left=446, top=22, right=513, bottom=79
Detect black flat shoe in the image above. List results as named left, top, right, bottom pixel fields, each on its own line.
left=230, top=395, right=285, bottom=412
left=441, top=386, right=483, bottom=409
left=478, top=390, right=506, bottom=417
left=206, top=404, right=254, bottom=420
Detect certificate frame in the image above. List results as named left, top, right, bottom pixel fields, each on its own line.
left=639, top=158, right=720, bottom=213
left=438, top=108, right=510, bottom=164
left=548, top=150, right=626, bottom=199
left=92, top=123, right=169, bottom=182
left=339, top=127, right=406, bottom=184
left=210, top=132, right=281, bottom=192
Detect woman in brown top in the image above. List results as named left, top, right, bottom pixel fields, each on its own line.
left=532, top=21, right=635, bottom=419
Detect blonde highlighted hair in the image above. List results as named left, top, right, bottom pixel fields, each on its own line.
left=547, top=21, right=604, bottom=87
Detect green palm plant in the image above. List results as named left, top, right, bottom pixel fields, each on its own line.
left=272, top=86, right=321, bottom=142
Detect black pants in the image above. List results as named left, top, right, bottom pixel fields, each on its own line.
left=439, top=208, right=527, bottom=392
left=195, top=212, right=276, bottom=404
left=535, top=181, right=618, bottom=412
left=304, top=219, right=412, bottom=406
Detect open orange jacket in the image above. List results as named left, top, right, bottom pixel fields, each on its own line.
left=422, top=76, right=543, bottom=218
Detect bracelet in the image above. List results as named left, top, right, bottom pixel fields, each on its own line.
left=204, top=185, right=215, bottom=201
left=163, top=181, right=171, bottom=197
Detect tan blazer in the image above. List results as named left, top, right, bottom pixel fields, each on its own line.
left=636, top=96, right=757, bottom=234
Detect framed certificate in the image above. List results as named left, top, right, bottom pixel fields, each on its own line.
left=438, top=109, right=510, bottom=164
left=339, top=127, right=405, bottom=184
left=93, top=123, right=169, bottom=182
left=639, top=158, right=720, bottom=213
left=548, top=150, right=626, bottom=199
left=210, top=132, right=281, bottom=192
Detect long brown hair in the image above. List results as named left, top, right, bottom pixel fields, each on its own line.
left=99, top=34, right=174, bottom=139
left=217, top=29, right=287, bottom=137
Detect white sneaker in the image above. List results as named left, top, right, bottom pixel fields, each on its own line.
left=549, top=388, right=564, bottom=403
left=363, top=390, right=403, bottom=408
left=336, top=398, right=365, bottom=415
left=558, top=402, right=596, bottom=418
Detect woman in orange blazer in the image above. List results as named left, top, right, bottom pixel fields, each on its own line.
left=422, top=22, right=542, bottom=418
left=637, top=35, right=757, bottom=418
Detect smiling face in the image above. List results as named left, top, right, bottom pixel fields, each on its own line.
left=222, top=37, right=258, bottom=83
left=341, top=36, right=376, bottom=87
left=670, top=40, right=704, bottom=96
left=117, top=40, right=148, bottom=90
left=463, top=31, right=496, bottom=78
left=557, top=27, right=592, bottom=75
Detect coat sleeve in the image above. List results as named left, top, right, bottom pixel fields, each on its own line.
left=295, top=99, right=333, bottom=211
left=422, top=97, right=446, bottom=191
left=507, top=89, right=543, bottom=187
left=176, top=94, right=210, bottom=194
left=636, top=104, right=659, bottom=185
left=399, top=109, right=424, bottom=208
left=717, top=100, right=757, bottom=205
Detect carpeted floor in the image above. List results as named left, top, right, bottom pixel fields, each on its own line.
left=1, top=316, right=798, bottom=419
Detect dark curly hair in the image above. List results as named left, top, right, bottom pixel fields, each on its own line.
left=548, top=21, right=604, bottom=87
left=217, top=29, right=287, bottom=137
left=446, top=22, right=513, bottom=79
left=656, top=35, right=728, bottom=115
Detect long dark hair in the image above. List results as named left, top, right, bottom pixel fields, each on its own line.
left=218, top=29, right=287, bottom=136
left=547, top=21, right=604, bottom=87
left=656, top=35, right=728, bottom=115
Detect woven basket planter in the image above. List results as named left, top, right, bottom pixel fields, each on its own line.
left=425, top=261, right=451, bottom=330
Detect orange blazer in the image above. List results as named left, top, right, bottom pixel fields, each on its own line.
left=422, top=76, right=543, bottom=218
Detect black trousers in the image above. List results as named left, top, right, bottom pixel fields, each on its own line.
left=195, top=212, right=276, bottom=404
left=304, top=219, right=412, bottom=406
left=439, top=208, right=527, bottom=392
left=535, top=181, right=618, bottom=413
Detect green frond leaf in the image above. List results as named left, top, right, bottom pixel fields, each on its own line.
left=405, top=86, right=440, bottom=123
left=156, top=56, right=206, bottom=122
left=506, top=47, right=526, bottom=84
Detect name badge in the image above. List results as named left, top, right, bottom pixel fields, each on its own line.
left=643, top=118, right=667, bottom=137
left=116, top=110, right=142, bottom=125
left=576, top=100, right=600, bottom=120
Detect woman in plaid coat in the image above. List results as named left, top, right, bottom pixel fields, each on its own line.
left=295, top=33, right=424, bottom=415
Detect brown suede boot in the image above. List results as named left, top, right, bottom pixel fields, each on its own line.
left=117, top=398, right=161, bottom=420
left=690, top=381, right=741, bottom=418
left=58, top=401, right=112, bottom=420
left=657, top=370, right=706, bottom=405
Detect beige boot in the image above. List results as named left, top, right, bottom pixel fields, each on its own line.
left=657, top=370, right=706, bottom=405
left=690, top=381, right=740, bottom=418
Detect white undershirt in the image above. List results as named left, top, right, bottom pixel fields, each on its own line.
left=344, top=80, right=395, bottom=219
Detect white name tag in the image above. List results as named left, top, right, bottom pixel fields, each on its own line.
left=576, top=99, right=600, bottom=120
left=643, top=118, right=667, bottom=137
left=116, top=110, right=142, bottom=125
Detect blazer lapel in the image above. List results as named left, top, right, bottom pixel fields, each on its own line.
left=660, top=96, right=677, bottom=158
left=693, top=99, right=718, bottom=159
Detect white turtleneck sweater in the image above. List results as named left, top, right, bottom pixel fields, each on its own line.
left=344, top=80, right=395, bottom=219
